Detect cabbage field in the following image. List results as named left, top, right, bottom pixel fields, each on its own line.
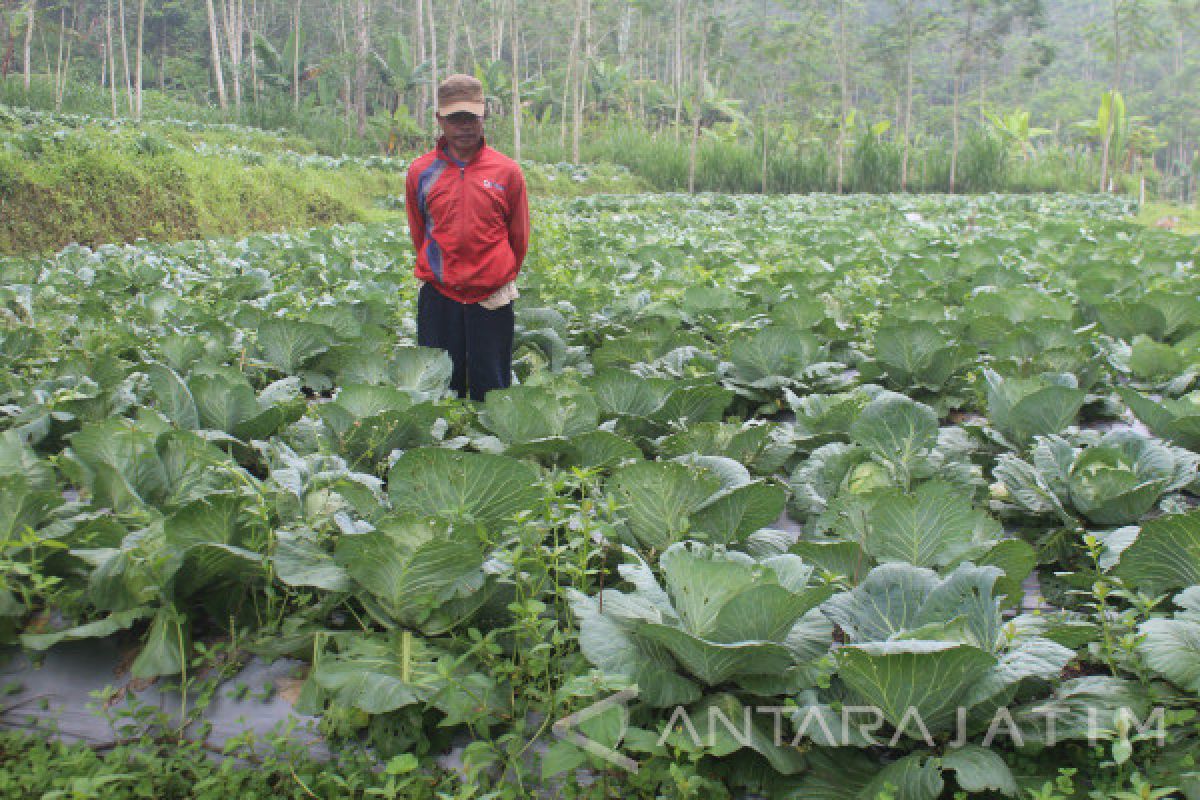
left=3, top=193, right=1200, bottom=798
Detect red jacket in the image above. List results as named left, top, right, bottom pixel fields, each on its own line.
left=405, top=136, right=530, bottom=304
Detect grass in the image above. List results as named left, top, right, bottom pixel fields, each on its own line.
left=0, top=136, right=407, bottom=255
left=1136, top=201, right=1200, bottom=235
left=6, top=75, right=1113, bottom=197
left=0, top=106, right=650, bottom=254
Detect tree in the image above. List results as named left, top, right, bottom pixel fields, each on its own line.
left=687, top=9, right=718, bottom=193
left=509, top=0, right=520, bottom=160
left=946, top=1, right=1047, bottom=192
left=117, top=0, right=131, bottom=112
left=135, top=0, right=145, bottom=118
left=205, top=0, right=227, bottom=109
left=24, top=0, right=35, bottom=92
left=560, top=0, right=581, bottom=151
left=1164, top=0, right=1199, bottom=197
left=219, top=0, right=245, bottom=108
left=1089, top=0, right=1162, bottom=190
left=354, top=0, right=370, bottom=137
left=106, top=0, right=116, bottom=113
left=834, top=0, right=852, bottom=193
left=291, top=0, right=300, bottom=108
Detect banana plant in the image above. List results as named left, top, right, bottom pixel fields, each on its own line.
left=588, top=60, right=633, bottom=115
left=1075, top=91, right=1125, bottom=148
left=1073, top=91, right=1162, bottom=186
left=984, top=108, right=1051, bottom=160
left=473, top=58, right=548, bottom=117
left=371, top=35, right=432, bottom=117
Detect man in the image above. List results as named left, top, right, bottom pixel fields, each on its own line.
left=405, top=73, right=530, bottom=403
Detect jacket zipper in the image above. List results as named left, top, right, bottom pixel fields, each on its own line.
left=456, top=164, right=467, bottom=291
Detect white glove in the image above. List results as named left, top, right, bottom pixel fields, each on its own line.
left=478, top=280, right=519, bottom=310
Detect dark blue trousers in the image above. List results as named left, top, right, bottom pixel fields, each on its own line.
left=416, top=282, right=514, bottom=402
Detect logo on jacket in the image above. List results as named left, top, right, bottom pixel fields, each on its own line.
left=482, top=178, right=507, bottom=192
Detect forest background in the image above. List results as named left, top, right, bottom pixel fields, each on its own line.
left=0, top=0, right=1197, bottom=199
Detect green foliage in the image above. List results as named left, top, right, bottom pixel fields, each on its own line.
left=4, top=192, right=1200, bottom=799
left=0, top=117, right=405, bottom=254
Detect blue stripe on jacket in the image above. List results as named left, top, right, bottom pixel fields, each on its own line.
left=416, top=159, right=448, bottom=282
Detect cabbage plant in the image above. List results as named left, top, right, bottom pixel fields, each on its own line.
left=786, top=479, right=1035, bottom=606
left=606, top=456, right=786, bottom=550
left=993, top=430, right=1199, bottom=527
left=866, top=318, right=975, bottom=398
left=788, top=391, right=984, bottom=525
left=983, top=368, right=1085, bottom=448
left=1138, top=586, right=1200, bottom=694
left=1119, top=387, right=1200, bottom=451
left=784, top=562, right=1073, bottom=797
left=718, top=325, right=853, bottom=403
left=568, top=542, right=834, bottom=707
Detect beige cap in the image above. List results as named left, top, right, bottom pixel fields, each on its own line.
left=437, top=74, right=485, bottom=116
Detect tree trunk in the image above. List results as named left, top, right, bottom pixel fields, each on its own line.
left=117, top=0, right=132, bottom=112
left=457, top=0, right=476, bottom=71
left=977, top=58, right=985, bottom=123
left=673, top=0, right=683, bottom=137
left=52, top=6, right=64, bottom=109
left=900, top=0, right=913, bottom=192
left=572, top=0, right=590, bottom=162
left=561, top=0, right=581, bottom=150
left=510, top=0, right=520, bottom=161
left=760, top=101, right=768, bottom=194
left=134, top=0, right=144, bottom=118
left=220, top=0, right=243, bottom=109
left=447, top=0, right=459, bottom=72
left=687, top=17, right=707, bottom=194
left=205, top=0, right=227, bottom=109
left=415, top=0, right=426, bottom=124
left=23, top=0, right=35, bottom=92
left=949, top=5, right=973, bottom=193
left=106, top=0, right=117, bottom=114
left=53, top=3, right=75, bottom=111
left=292, top=0, right=300, bottom=109
left=158, top=15, right=165, bottom=91
left=354, top=0, right=369, bottom=138
left=949, top=70, right=960, bottom=193
left=336, top=0, right=351, bottom=128
left=491, top=7, right=503, bottom=63
left=1175, top=12, right=1184, bottom=201
left=834, top=0, right=849, bottom=194
left=1, top=5, right=12, bottom=80
left=248, top=0, right=258, bottom=105
left=426, top=0, right=437, bottom=105
left=1100, top=0, right=1122, bottom=192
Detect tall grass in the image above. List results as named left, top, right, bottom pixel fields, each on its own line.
left=5, top=76, right=1106, bottom=195
left=487, top=116, right=1102, bottom=196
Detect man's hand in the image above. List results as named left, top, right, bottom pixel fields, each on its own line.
left=478, top=280, right=519, bottom=310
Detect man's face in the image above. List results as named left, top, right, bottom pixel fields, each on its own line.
left=437, top=111, right=485, bottom=153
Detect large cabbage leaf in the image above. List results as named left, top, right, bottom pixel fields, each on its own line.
left=388, top=448, right=541, bottom=527
left=569, top=543, right=833, bottom=706
left=1138, top=587, right=1200, bottom=693
left=606, top=458, right=786, bottom=550
left=805, top=562, right=1072, bottom=741
left=984, top=369, right=1085, bottom=447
